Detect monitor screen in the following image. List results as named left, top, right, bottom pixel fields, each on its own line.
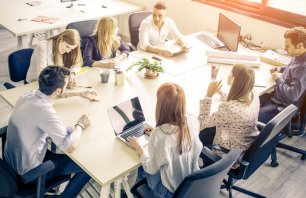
left=217, top=13, right=241, bottom=52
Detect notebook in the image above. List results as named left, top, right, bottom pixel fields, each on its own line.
left=107, top=97, right=150, bottom=146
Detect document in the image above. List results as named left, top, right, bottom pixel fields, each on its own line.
left=31, top=16, right=59, bottom=24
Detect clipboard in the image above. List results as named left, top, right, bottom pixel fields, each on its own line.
left=172, top=46, right=192, bottom=56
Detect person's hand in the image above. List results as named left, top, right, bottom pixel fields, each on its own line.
left=66, top=73, right=77, bottom=89
left=270, top=67, right=279, bottom=74
left=144, top=125, right=154, bottom=136
left=126, top=136, right=144, bottom=155
left=271, top=72, right=281, bottom=81
left=80, top=89, right=100, bottom=101
left=101, top=59, right=117, bottom=69
left=159, top=49, right=173, bottom=57
left=206, top=81, right=222, bottom=97
left=76, top=115, right=90, bottom=130
left=180, top=44, right=190, bottom=53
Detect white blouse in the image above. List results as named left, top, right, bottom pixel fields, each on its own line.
left=140, top=117, right=202, bottom=193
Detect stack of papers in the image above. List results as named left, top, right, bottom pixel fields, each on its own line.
left=205, top=50, right=261, bottom=68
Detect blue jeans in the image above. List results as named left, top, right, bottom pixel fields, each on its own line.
left=136, top=167, right=173, bottom=198
left=259, top=92, right=280, bottom=124
left=44, top=150, right=91, bottom=198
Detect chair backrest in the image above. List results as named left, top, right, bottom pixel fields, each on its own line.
left=173, top=148, right=241, bottom=198
left=0, top=126, right=19, bottom=197
left=8, top=48, right=34, bottom=83
left=238, top=104, right=298, bottom=179
left=128, top=11, right=151, bottom=48
left=66, top=20, right=98, bottom=53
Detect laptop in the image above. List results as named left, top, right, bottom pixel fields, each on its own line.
left=197, top=13, right=241, bottom=52
left=107, top=97, right=150, bottom=146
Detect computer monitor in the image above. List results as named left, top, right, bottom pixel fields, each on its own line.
left=217, top=13, right=241, bottom=52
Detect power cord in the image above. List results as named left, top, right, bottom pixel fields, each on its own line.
left=239, top=34, right=271, bottom=52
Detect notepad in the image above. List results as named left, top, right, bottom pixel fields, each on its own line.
left=31, top=16, right=59, bottom=24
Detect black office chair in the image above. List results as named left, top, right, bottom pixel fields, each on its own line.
left=3, top=48, right=34, bottom=89
left=202, top=104, right=298, bottom=198
left=128, top=11, right=151, bottom=51
left=270, top=93, right=306, bottom=167
left=66, top=20, right=98, bottom=54
left=130, top=148, right=241, bottom=198
left=0, top=126, right=71, bottom=198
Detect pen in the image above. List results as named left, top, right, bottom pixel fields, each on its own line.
left=80, top=10, right=85, bottom=13
left=152, top=56, right=162, bottom=61
left=78, top=85, right=92, bottom=89
left=254, top=85, right=267, bottom=88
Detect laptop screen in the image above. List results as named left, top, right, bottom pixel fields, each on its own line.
left=107, top=97, right=145, bottom=135
left=217, top=13, right=241, bottom=52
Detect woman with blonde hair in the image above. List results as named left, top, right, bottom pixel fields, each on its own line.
left=83, top=17, right=129, bottom=68
left=128, top=83, right=202, bottom=197
left=27, top=29, right=82, bottom=85
left=198, top=64, right=260, bottom=159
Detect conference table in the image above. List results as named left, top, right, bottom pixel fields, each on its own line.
left=0, top=0, right=143, bottom=48
left=0, top=33, right=275, bottom=197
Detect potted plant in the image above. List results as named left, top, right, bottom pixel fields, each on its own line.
left=126, top=58, right=164, bottom=79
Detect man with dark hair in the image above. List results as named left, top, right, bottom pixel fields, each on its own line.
left=259, top=26, right=306, bottom=123
left=4, top=66, right=98, bottom=197
left=138, top=1, right=188, bottom=57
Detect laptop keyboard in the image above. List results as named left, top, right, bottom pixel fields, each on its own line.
left=120, top=124, right=144, bottom=140
left=197, top=34, right=223, bottom=49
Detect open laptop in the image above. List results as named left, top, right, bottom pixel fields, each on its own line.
left=197, top=13, right=241, bottom=52
left=107, top=97, right=150, bottom=146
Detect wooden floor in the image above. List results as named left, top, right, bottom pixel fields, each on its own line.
left=0, top=27, right=305, bottom=198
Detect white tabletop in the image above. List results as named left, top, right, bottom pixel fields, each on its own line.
left=0, top=0, right=143, bottom=36
left=0, top=33, right=275, bottom=189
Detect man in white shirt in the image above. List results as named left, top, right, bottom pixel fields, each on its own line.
left=4, top=66, right=98, bottom=197
left=138, top=1, right=188, bottom=57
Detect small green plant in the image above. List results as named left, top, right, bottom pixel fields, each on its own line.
left=126, top=58, right=164, bottom=73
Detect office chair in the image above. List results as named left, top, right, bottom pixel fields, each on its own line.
left=66, top=20, right=98, bottom=54
left=130, top=148, right=241, bottom=198
left=0, top=125, right=71, bottom=198
left=201, top=104, right=298, bottom=198
left=128, top=11, right=151, bottom=51
left=3, top=48, right=34, bottom=89
left=270, top=93, right=306, bottom=167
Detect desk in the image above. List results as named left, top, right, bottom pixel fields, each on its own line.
left=0, top=33, right=275, bottom=197
left=0, top=0, right=143, bottom=48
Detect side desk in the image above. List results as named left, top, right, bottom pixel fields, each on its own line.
left=0, top=33, right=275, bottom=197
left=0, top=0, right=143, bottom=48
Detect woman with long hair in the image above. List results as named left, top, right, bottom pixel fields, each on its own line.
left=199, top=64, right=260, bottom=158
left=128, top=83, right=202, bottom=197
left=27, top=29, right=82, bottom=86
left=83, top=17, right=129, bottom=68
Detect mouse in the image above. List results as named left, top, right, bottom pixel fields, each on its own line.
left=102, top=5, right=107, bottom=8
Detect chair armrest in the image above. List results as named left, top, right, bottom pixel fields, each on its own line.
left=0, top=126, right=7, bottom=137
left=257, top=122, right=266, bottom=131
left=21, top=160, right=55, bottom=184
left=201, top=146, right=222, bottom=163
left=210, top=145, right=230, bottom=153
left=127, top=43, right=137, bottom=51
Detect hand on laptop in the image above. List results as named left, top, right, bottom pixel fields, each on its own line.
left=144, top=125, right=154, bottom=136
left=126, top=136, right=144, bottom=156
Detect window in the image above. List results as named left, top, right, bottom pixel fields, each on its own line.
left=193, top=0, right=306, bottom=27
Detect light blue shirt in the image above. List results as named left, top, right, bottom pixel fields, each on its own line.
left=4, top=90, right=72, bottom=175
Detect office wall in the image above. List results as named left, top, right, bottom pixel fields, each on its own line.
left=120, top=0, right=288, bottom=50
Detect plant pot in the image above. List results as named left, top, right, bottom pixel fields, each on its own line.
left=144, top=69, right=159, bottom=79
